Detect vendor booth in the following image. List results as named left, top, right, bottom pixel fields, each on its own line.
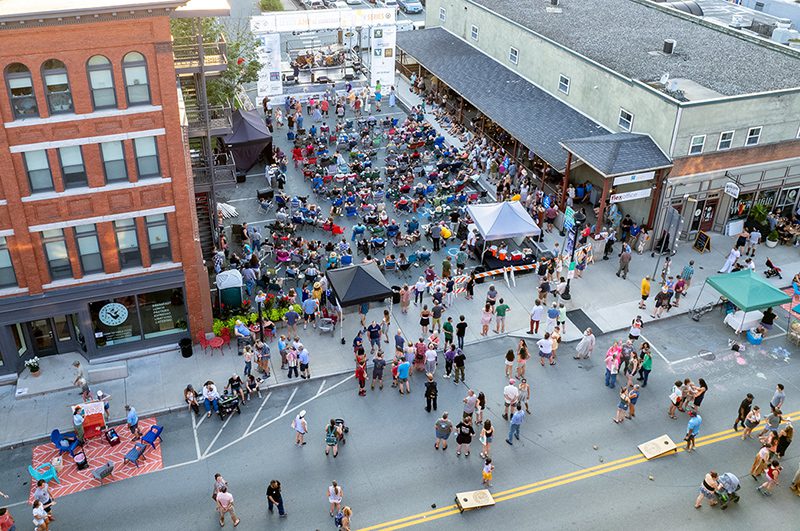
left=466, top=202, right=541, bottom=269
left=326, top=263, right=392, bottom=343
left=693, top=270, right=791, bottom=334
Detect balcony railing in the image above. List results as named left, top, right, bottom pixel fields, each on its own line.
left=193, top=152, right=237, bottom=192
left=185, top=104, right=232, bottom=137
left=173, top=35, right=228, bottom=73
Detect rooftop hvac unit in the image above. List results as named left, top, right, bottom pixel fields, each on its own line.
left=663, top=39, right=676, bottom=54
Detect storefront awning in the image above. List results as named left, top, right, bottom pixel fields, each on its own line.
left=397, top=28, right=607, bottom=172
left=559, top=133, right=672, bottom=178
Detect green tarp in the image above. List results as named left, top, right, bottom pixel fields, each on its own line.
left=706, top=270, right=790, bottom=312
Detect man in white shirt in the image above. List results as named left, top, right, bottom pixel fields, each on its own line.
left=537, top=334, right=553, bottom=366
left=528, top=300, right=545, bottom=335
left=502, top=379, right=520, bottom=421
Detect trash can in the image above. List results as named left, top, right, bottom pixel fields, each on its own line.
left=391, top=285, right=401, bottom=304
left=474, top=267, right=486, bottom=284
left=179, top=337, right=193, bottom=358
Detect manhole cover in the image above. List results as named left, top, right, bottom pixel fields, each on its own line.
left=699, top=350, right=715, bottom=361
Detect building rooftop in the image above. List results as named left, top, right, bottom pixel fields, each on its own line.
left=0, top=0, right=229, bottom=22
left=470, top=0, right=800, bottom=96
left=560, top=133, right=672, bottom=178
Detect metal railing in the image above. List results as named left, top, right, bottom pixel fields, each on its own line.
left=173, top=35, right=228, bottom=71
left=185, top=104, right=232, bottom=135
left=193, top=152, right=237, bottom=191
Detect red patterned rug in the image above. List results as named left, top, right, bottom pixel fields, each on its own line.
left=781, top=288, right=800, bottom=320
left=29, top=417, right=163, bottom=500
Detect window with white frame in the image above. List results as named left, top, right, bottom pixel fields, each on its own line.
left=470, top=25, right=478, bottom=41
left=558, top=75, right=570, bottom=95
left=618, top=108, right=633, bottom=131
left=718, top=130, right=734, bottom=151
left=101, top=141, right=128, bottom=183
left=509, top=47, right=519, bottom=65
left=746, top=126, right=762, bottom=146
left=688, top=135, right=705, bottom=155
left=145, top=214, right=171, bottom=264
left=133, top=136, right=160, bottom=178
left=439, top=7, right=446, bottom=21
left=58, top=146, right=87, bottom=189
left=0, top=237, right=17, bottom=288
left=24, top=150, right=53, bottom=193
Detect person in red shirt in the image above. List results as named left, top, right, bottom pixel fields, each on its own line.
left=355, top=363, right=367, bottom=397
left=0, top=507, right=15, bottom=531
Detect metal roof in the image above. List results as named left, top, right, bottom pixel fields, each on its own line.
left=560, top=133, right=673, bottom=178
left=396, top=28, right=607, bottom=171
left=470, top=0, right=800, bottom=96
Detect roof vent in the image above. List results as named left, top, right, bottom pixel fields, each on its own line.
left=546, top=0, right=563, bottom=13
left=550, top=0, right=559, bottom=5
left=663, top=39, right=676, bottom=54
left=730, top=14, right=746, bottom=28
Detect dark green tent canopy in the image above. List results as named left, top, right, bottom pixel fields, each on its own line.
left=706, top=270, right=790, bottom=311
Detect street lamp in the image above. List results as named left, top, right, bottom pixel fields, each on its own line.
left=255, top=291, right=266, bottom=342
left=559, top=211, right=586, bottom=301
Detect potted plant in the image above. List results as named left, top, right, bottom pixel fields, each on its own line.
left=766, top=229, right=779, bottom=248
left=25, top=357, right=41, bottom=376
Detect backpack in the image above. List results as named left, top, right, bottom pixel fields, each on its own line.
left=334, top=511, right=344, bottom=527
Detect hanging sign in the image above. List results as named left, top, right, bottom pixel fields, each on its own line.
left=724, top=182, right=740, bottom=199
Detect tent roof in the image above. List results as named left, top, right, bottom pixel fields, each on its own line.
left=224, top=109, right=272, bottom=145
left=706, top=270, right=791, bottom=312
left=559, top=133, right=672, bottom=178
left=326, top=262, right=392, bottom=307
left=466, top=201, right=541, bottom=241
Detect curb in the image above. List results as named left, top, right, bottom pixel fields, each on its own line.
left=0, top=367, right=353, bottom=452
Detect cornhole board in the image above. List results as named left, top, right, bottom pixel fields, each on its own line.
left=454, top=489, right=495, bottom=513
left=638, top=434, right=678, bottom=460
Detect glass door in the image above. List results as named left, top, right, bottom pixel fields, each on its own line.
left=26, top=319, right=57, bottom=356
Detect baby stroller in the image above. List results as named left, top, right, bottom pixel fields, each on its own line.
left=218, top=392, right=241, bottom=420
left=715, top=472, right=740, bottom=509
left=764, top=258, right=782, bottom=279
left=334, top=418, right=349, bottom=445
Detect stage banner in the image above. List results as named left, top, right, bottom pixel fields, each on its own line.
left=256, top=32, right=283, bottom=98
left=368, top=25, right=396, bottom=92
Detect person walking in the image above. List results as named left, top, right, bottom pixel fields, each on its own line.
left=0, top=508, right=14, bottom=531
left=574, top=328, right=595, bottom=359
left=482, top=458, right=495, bottom=487
left=685, top=410, right=702, bottom=452
left=505, top=404, right=525, bottom=445
left=32, top=480, right=55, bottom=526
left=751, top=443, right=771, bottom=480
left=529, top=300, right=544, bottom=335
left=434, top=412, right=454, bottom=450
left=718, top=246, right=741, bottom=273
left=455, top=415, right=475, bottom=457
left=776, top=424, right=794, bottom=458
left=742, top=406, right=762, bottom=439
left=770, top=383, right=785, bottom=414
left=32, top=501, right=47, bottom=531
left=733, top=393, right=755, bottom=431
left=325, top=419, right=342, bottom=458
left=327, top=481, right=343, bottom=517
left=424, top=373, right=438, bottom=412
left=292, top=410, right=308, bottom=446
left=616, top=247, right=632, bottom=279
left=694, top=471, right=720, bottom=509
left=651, top=286, right=670, bottom=318
left=215, top=485, right=240, bottom=527
left=757, top=461, right=782, bottom=496
left=266, top=480, right=286, bottom=517
left=479, top=420, right=494, bottom=459
left=638, top=276, right=651, bottom=310
left=480, top=304, right=493, bottom=336
left=494, top=299, right=510, bottom=334
left=790, top=461, right=800, bottom=495
left=518, top=378, right=531, bottom=414
left=504, top=350, right=515, bottom=379
left=502, top=379, right=519, bottom=420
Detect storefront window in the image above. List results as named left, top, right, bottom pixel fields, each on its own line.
left=138, top=288, right=186, bottom=339
left=90, top=296, right=140, bottom=347
left=728, top=192, right=754, bottom=221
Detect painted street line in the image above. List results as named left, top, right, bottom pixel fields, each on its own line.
left=245, top=392, right=273, bottom=436
left=202, top=411, right=234, bottom=457
left=316, top=379, right=327, bottom=396
left=191, top=410, right=202, bottom=461
left=280, top=387, right=298, bottom=416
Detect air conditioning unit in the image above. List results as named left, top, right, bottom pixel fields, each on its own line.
left=663, top=39, right=676, bottom=54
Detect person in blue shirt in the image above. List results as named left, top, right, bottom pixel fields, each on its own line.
left=352, top=331, right=364, bottom=356
left=685, top=410, right=702, bottom=452
left=359, top=302, right=369, bottom=328
left=302, top=298, right=318, bottom=329
left=366, top=321, right=382, bottom=353
left=297, top=345, right=310, bottom=379
left=125, top=404, right=143, bottom=438
left=234, top=320, right=252, bottom=355
left=397, top=360, right=411, bottom=395
left=506, top=404, right=525, bottom=445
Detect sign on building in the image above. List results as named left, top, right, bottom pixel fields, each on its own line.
left=613, top=171, right=655, bottom=186
left=610, top=188, right=651, bottom=203
left=723, top=182, right=740, bottom=199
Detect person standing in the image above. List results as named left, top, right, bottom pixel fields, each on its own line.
left=355, top=362, right=367, bottom=397
left=397, top=358, right=411, bottom=394
left=502, top=379, right=520, bottom=420
left=443, top=317, right=454, bottom=347
left=494, top=299, right=510, bottom=334
left=733, top=393, right=755, bottom=431
left=298, top=345, right=311, bottom=379
left=482, top=458, right=495, bottom=487
left=327, top=481, right=343, bottom=517
left=770, top=384, right=785, bottom=414
left=479, top=420, right=494, bottom=459
left=479, top=304, right=493, bottom=336
left=424, top=345, right=438, bottom=376
left=694, top=471, right=719, bottom=509
left=742, top=406, right=762, bottom=439
left=371, top=351, right=386, bottom=390
left=32, top=501, right=47, bottom=531
left=32, top=480, right=54, bottom=526
left=573, top=328, right=595, bottom=359
left=292, top=410, right=308, bottom=446
left=455, top=415, right=475, bottom=457
left=613, top=387, right=630, bottom=424
left=266, top=480, right=286, bottom=517
left=325, top=419, right=342, bottom=458
left=430, top=223, right=442, bottom=251
left=0, top=507, right=14, bottom=531
left=434, top=412, right=454, bottom=450
left=639, top=276, right=651, bottom=310
left=638, top=343, right=653, bottom=387
left=685, top=410, right=702, bottom=452
left=462, top=389, right=478, bottom=422
left=518, top=378, right=531, bottom=414
left=528, top=300, right=544, bottom=335
left=537, top=333, right=553, bottom=367
left=72, top=405, right=86, bottom=445
left=215, top=485, right=240, bottom=527
left=718, top=246, right=741, bottom=273
left=651, top=286, right=670, bottom=319
left=776, top=424, right=793, bottom=458
left=455, top=316, right=468, bottom=350
left=746, top=228, right=761, bottom=257
left=505, top=404, right=525, bottom=445
left=628, top=385, right=640, bottom=418
left=424, top=373, right=438, bottom=413
left=616, top=247, right=632, bottom=279
left=545, top=303, right=559, bottom=333
left=72, top=360, right=91, bottom=401
left=453, top=347, right=466, bottom=384
left=604, top=344, right=620, bottom=388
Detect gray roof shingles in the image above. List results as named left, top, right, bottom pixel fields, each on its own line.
left=470, top=0, right=800, bottom=96
left=560, top=133, right=673, bottom=177
left=397, top=28, right=607, bottom=171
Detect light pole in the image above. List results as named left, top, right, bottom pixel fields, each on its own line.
left=559, top=211, right=586, bottom=301
left=255, top=291, right=266, bottom=342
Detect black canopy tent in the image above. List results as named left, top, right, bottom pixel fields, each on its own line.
left=326, top=263, right=393, bottom=343
left=224, top=109, right=273, bottom=172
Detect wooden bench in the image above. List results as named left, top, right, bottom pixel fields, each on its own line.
left=454, top=489, right=495, bottom=513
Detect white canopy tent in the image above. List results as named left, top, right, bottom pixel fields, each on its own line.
left=467, top=201, right=541, bottom=242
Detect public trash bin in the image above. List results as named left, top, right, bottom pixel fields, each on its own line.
left=179, top=337, right=193, bottom=358
left=474, top=266, right=486, bottom=284
left=391, top=286, right=401, bottom=304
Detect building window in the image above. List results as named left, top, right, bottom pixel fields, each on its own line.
left=509, top=47, right=519, bottom=65
left=114, top=218, right=141, bottom=269
left=24, top=150, right=54, bottom=193
left=123, top=52, right=151, bottom=105
left=41, top=59, right=73, bottom=114
left=754, top=1, right=764, bottom=10
left=0, top=237, right=17, bottom=288
left=5, top=63, right=38, bottom=119
left=134, top=137, right=160, bottom=178
left=58, top=146, right=87, bottom=189
left=145, top=214, right=171, bottom=264
left=87, top=55, right=116, bottom=110
left=90, top=296, right=141, bottom=347
left=470, top=25, right=478, bottom=41
left=746, top=126, right=762, bottom=146
left=101, top=141, right=128, bottom=183
left=138, top=288, right=186, bottom=339
left=618, top=108, right=633, bottom=131
left=439, top=7, right=446, bottom=21
left=689, top=135, right=705, bottom=155
left=558, top=75, right=570, bottom=95
left=718, top=130, right=735, bottom=150
left=42, top=229, right=73, bottom=281
left=75, top=224, right=104, bottom=275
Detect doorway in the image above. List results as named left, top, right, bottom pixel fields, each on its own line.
left=690, top=199, right=718, bottom=232
left=21, top=314, right=84, bottom=360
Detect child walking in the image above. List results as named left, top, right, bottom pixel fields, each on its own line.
left=482, top=458, right=494, bottom=487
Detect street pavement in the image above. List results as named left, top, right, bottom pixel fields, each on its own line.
left=0, top=312, right=797, bottom=529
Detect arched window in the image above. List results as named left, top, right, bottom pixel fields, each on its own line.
left=5, top=63, right=38, bottom=119
left=87, top=55, right=116, bottom=109
left=41, top=59, right=73, bottom=114
left=123, top=52, right=150, bottom=105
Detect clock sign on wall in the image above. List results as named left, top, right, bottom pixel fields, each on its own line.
left=98, top=302, right=129, bottom=326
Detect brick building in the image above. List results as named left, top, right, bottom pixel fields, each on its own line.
left=0, top=0, right=229, bottom=379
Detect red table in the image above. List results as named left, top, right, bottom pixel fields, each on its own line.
left=208, top=336, right=224, bottom=355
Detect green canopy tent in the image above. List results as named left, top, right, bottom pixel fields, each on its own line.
left=693, top=270, right=791, bottom=333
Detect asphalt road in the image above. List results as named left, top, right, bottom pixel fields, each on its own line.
left=1, top=312, right=798, bottom=530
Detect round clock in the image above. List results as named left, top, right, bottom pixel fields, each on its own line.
left=98, top=302, right=129, bottom=326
